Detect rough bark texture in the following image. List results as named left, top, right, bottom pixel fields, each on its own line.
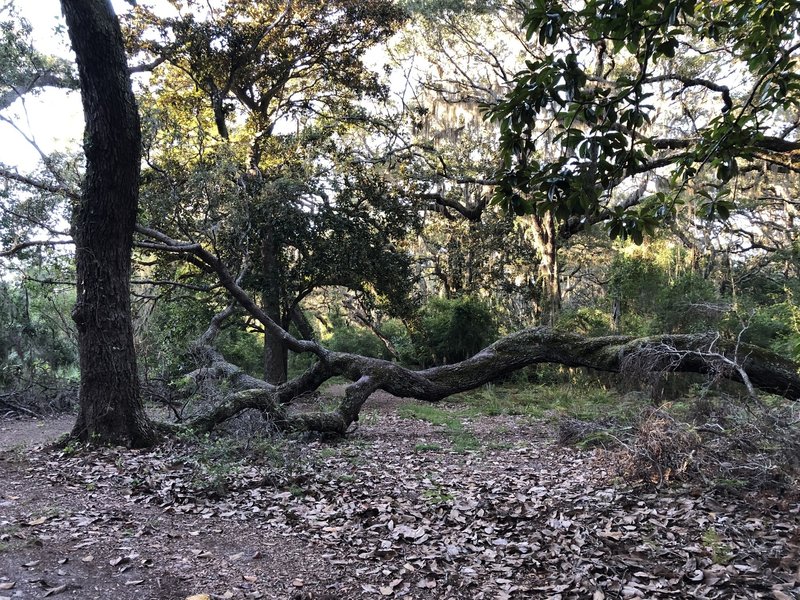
left=63, top=0, right=155, bottom=447
left=530, top=212, right=561, bottom=326
left=181, top=327, right=800, bottom=436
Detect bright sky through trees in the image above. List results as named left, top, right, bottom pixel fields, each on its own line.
left=0, top=0, right=166, bottom=170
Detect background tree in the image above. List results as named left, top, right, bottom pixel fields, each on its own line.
left=0, top=2, right=76, bottom=112
left=385, top=1, right=597, bottom=326
left=128, top=0, right=415, bottom=384
left=2, top=0, right=800, bottom=442
left=489, top=0, right=800, bottom=239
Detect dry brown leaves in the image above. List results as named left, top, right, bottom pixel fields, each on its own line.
left=1, top=409, right=798, bottom=599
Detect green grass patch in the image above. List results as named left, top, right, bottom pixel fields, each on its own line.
left=414, top=442, right=443, bottom=452
left=451, top=431, right=480, bottom=453
left=702, top=528, right=733, bottom=565
left=422, top=484, right=453, bottom=504
left=457, top=382, right=637, bottom=422
left=399, top=402, right=481, bottom=452
left=398, top=403, right=463, bottom=428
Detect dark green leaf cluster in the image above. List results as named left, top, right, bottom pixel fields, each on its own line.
left=487, top=0, right=800, bottom=240
left=415, top=295, right=498, bottom=365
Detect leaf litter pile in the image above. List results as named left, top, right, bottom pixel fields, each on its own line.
left=1, top=393, right=798, bottom=600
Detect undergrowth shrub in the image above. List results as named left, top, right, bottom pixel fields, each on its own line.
left=415, top=295, right=497, bottom=366
left=569, top=393, right=800, bottom=492
left=326, top=323, right=388, bottom=359
left=555, top=307, right=611, bottom=336
left=617, top=408, right=701, bottom=486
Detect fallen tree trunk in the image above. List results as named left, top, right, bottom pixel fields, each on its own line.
left=134, top=226, right=800, bottom=436
left=181, top=328, right=800, bottom=435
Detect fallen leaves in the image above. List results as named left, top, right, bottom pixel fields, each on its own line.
left=42, top=584, right=68, bottom=597
left=1, top=407, right=798, bottom=599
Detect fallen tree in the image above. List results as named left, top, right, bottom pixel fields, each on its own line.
left=182, top=324, right=800, bottom=436
left=135, top=226, right=800, bottom=437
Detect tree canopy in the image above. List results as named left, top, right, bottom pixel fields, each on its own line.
left=488, top=0, right=800, bottom=242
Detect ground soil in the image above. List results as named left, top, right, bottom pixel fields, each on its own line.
left=0, top=391, right=798, bottom=600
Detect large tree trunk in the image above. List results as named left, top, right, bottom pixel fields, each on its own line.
left=63, top=0, right=155, bottom=447
left=183, top=327, right=800, bottom=436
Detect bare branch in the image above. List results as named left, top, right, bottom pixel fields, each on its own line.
left=0, top=71, right=78, bottom=111
left=135, top=224, right=322, bottom=357
left=0, top=238, right=73, bottom=258
left=0, top=165, right=78, bottom=199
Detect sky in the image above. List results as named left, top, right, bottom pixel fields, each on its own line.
left=0, top=1, right=156, bottom=172
left=0, top=3, right=80, bottom=171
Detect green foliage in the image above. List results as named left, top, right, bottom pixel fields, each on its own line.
left=415, top=295, right=497, bottom=365
left=654, top=272, right=718, bottom=333
left=326, top=322, right=387, bottom=359
left=456, top=381, right=634, bottom=422
left=136, top=296, right=212, bottom=378
left=215, top=328, right=263, bottom=378
left=555, top=307, right=611, bottom=336
left=605, top=246, right=720, bottom=335
left=421, top=482, right=454, bottom=503
left=129, top=0, right=417, bottom=382
left=0, top=280, right=77, bottom=386
left=381, top=318, right=417, bottom=364
left=398, top=402, right=480, bottom=453
left=137, top=295, right=263, bottom=378
left=398, top=403, right=463, bottom=427
left=488, top=0, right=800, bottom=238
left=702, top=528, right=733, bottom=565
left=725, top=296, right=800, bottom=362
left=608, top=254, right=666, bottom=316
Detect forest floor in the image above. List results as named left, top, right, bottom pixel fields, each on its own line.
left=0, top=388, right=798, bottom=600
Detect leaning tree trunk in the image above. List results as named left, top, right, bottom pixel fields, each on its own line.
left=62, top=0, right=155, bottom=447
left=261, top=227, right=288, bottom=384
left=133, top=226, right=800, bottom=437
left=183, top=327, right=800, bottom=436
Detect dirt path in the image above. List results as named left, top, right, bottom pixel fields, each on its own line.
left=1, top=394, right=798, bottom=599
left=0, top=415, right=74, bottom=451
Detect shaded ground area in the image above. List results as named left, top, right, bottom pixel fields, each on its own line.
left=0, top=392, right=798, bottom=599
left=0, top=415, right=74, bottom=451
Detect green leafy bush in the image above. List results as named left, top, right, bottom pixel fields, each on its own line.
left=416, top=296, right=497, bottom=365
left=555, top=307, right=611, bottom=336
left=326, top=323, right=387, bottom=359
left=0, top=281, right=77, bottom=385
left=653, top=272, right=719, bottom=333
left=381, top=318, right=417, bottom=364
left=216, top=328, right=263, bottom=377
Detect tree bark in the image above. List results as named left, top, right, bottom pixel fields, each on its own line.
left=530, top=212, right=561, bottom=326
left=135, top=226, right=800, bottom=437
left=184, top=328, right=800, bottom=436
left=62, top=0, right=155, bottom=447
left=261, top=228, right=288, bottom=384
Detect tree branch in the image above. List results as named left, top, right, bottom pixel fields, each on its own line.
left=177, top=328, right=800, bottom=436
left=0, top=238, right=73, bottom=258
left=0, top=166, right=79, bottom=199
